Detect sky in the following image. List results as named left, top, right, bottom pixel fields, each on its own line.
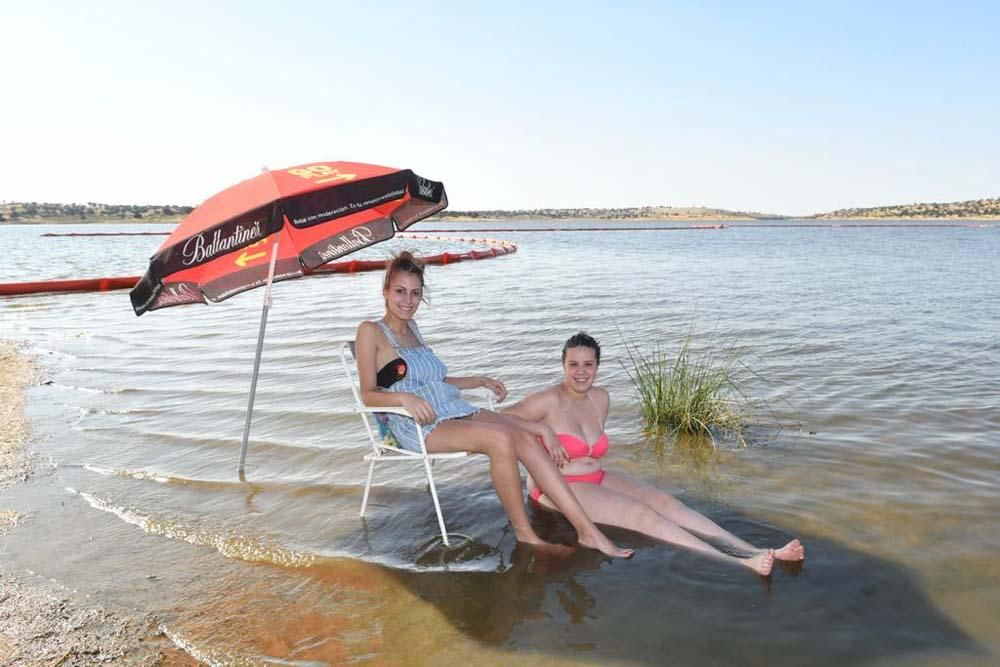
left=1, top=1, right=998, bottom=216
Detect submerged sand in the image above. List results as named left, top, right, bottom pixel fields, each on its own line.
left=0, top=340, right=188, bottom=665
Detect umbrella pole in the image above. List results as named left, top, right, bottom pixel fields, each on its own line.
left=237, top=239, right=280, bottom=479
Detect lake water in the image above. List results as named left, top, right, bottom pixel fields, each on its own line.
left=1, top=221, right=998, bottom=665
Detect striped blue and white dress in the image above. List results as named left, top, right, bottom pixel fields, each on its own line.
left=375, top=319, right=479, bottom=452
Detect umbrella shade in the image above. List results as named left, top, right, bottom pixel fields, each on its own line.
left=130, top=161, right=446, bottom=315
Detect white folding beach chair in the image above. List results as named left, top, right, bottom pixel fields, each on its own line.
left=339, top=341, right=493, bottom=546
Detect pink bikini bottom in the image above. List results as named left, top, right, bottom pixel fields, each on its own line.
left=530, top=469, right=606, bottom=502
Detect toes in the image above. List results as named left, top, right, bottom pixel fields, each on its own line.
left=775, top=539, right=806, bottom=561
left=748, top=550, right=774, bottom=576
left=610, top=545, right=633, bottom=559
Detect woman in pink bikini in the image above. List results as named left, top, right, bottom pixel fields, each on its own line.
left=504, top=332, right=805, bottom=576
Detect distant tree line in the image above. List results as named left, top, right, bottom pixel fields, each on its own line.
left=3, top=197, right=997, bottom=224
left=0, top=201, right=194, bottom=223
left=815, top=197, right=1000, bottom=219
left=438, top=206, right=780, bottom=220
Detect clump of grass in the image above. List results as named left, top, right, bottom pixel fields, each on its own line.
left=620, top=326, right=756, bottom=447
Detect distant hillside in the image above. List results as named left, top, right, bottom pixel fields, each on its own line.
left=0, top=201, right=192, bottom=224
left=814, top=197, right=1000, bottom=220
left=438, top=206, right=784, bottom=221
left=4, top=197, right=998, bottom=225
left=0, top=201, right=776, bottom=224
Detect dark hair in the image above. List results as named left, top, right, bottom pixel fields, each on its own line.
left=383, top=250, right=427, bottom=294
left=562, top=331, right=601, bottom=365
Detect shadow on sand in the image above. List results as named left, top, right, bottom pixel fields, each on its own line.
left=373, top=496, right=981, bottom=666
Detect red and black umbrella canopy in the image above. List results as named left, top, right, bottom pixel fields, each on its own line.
left=130, top=161, right=447, bottom=315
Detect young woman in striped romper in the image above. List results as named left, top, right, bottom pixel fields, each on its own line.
left=354, top=252, right=632, bottom=558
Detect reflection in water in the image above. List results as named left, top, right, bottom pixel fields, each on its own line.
left=645, top=430, right=731, bottom=502
left=386, top=506, right=981, bottom=665
left=415, top=529, right=508, bottom=569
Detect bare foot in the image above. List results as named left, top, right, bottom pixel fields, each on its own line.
left=745, top=549, right=774, bottom=576
left=578, top=529, right=634, bottom=559
left=773, top=539, right=805, bottom=561
left=513, top=527, right=575, bottom=556
left=518, top=540, right=576, bottom=559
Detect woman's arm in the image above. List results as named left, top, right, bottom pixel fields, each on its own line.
left=502, top=386, right=557, bottom=422
left=509, top=407, right=569, bottom=466
left=501, top=389, right=568, bottom=465
left=355, top=321, right=436, bottom=423
left=444, top=375, right=507, bottom=402
left=592, top=386, right=611, bottom=423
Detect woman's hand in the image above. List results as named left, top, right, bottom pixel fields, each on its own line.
left=538, top=430, right=569, bottom=468
left=480, top=376, right=507, bottom=403
left=399, top=393, right=436, bottom=424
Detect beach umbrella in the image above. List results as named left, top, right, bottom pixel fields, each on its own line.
left=130, top=161, right=447, bottom=476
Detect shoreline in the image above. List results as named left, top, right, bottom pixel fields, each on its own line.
left=0, top=218, right=182, bottom=226
left=0, top=341, right=33, bottom=497
left=0, top=341, right=185, bottom=664
left=3, top=215, right=1000, bottom=226
left=436, top=215, right=1000, bottom=223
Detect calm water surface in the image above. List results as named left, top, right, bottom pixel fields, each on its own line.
left=1, top=221, right=998, bottom=665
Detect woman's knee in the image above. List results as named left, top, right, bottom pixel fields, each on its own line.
left=630, top=503, right=664, bottom=531
left=655, top=494, right=686, bottom=516
left=512, top=429, right=545, bottom=462
left=483, top=429, right=518, bottom=462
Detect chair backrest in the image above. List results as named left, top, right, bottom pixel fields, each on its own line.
left=340, top=340, right=363, bottom=408
left=339, top=341, right=384, bottom=454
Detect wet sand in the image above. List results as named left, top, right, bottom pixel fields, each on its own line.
left=0, top=340, right=189, bottom=665
left=0, top=341, right=33, bottom=495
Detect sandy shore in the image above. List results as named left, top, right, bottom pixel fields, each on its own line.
left=0, top=342, right=34, bottom=497
left=0, top=340, right=191, bottom=665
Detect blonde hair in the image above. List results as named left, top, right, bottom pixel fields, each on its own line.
left=383, top=250, right=428, bottom=300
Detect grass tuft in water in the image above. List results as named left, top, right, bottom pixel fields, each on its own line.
left=620, top=326, right=757, bottom=447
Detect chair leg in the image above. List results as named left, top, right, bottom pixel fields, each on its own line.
left=425, top=458, right=437, bottom=492
left=360, top=460, right=376, bottom=517
left=423, top=457, right=450, bottom=547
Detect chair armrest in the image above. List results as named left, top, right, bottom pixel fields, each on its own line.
left=358, top=390, right=494, bottom=417
left=462, top=387, right=497, bottom=410
left=355, top=405, right=414, bottom=418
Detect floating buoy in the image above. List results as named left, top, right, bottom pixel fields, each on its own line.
left=0, top=234, right=517, bottom=297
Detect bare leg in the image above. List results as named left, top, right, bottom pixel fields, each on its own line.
left=426, top=419, right=542, bottom=545
left=537, top=481, right=773, bottom=575
left=602, top=470, right=805, bottom=561
left=471, top=411, right=632, bottom=559
left=426, top=417, right=631, bottom=558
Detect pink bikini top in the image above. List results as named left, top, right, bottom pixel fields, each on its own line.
left=557, top=432, right=610, bottom=460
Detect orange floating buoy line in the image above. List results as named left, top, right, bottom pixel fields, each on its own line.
left=39, top=231, right=171, bottom=237
left=309, top=234, right=515, bottom=274
left=0, top=234, right=517, bottom=297
left=36, top=222, right=997, bottom=238
left=37, top=226, right=726, bottom=236
left=0, top=276, right=141, bottom=296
